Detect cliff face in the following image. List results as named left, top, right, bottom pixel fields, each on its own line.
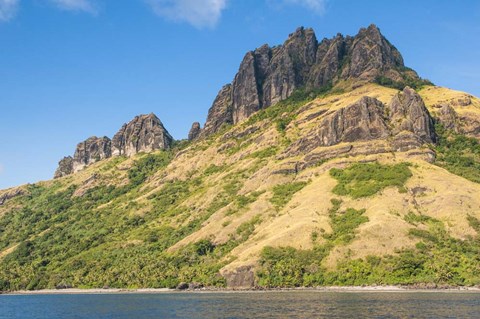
left=72, top=136, right=112, bottom=173
left=194, top=24, right=421, bottom=138
left=286, top=87, right=436, bottom=156
left=54, top=113, right=172, bottom=178
left=112, top=113, right=173, bottom=157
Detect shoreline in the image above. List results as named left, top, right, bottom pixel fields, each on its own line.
left=3, top=285, right=480, bottom=295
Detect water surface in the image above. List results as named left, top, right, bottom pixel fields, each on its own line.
left=1, top=291, right=479, bottom=318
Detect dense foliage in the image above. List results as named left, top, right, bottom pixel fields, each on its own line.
left=330, top=162, right=412, bottom=198
left=258, top=199, right=480, bottom=287
left=0, top=151, right=265, bottom=291
left=434, top=125, right=480, bottom=183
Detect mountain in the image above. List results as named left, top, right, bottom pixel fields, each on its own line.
left=1, top=25, right=480, bottom=291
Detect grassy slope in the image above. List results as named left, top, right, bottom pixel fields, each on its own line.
left=1, top=84, right=480, bottom=290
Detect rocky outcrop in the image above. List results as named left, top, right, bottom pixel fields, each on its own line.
left=0, top=188, right=24, bottom=206
left=54, top=156, right=74, bottom=179
left=112, top=113, right=172, bottom=156
left=195, top=24, right=422, bottom=138
left=287, top=96, right=390, bottom=154
left=286, top=88, right=436, bottom=156
left=73, top=136, right=112, bottom=173
left=389, top=87, right=436, bottom=143
left=200, top=84, right=233, bottom=138
left=188, top=122, right=201, bottom=141
left=55, top=113, right=173, bottom=178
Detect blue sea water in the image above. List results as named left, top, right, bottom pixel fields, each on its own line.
left=0, top=291, right=479, bottom=319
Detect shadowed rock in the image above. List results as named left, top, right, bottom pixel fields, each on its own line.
left=188, top=122, right=201, bottom=141
left=73, top=136, right=112, bottom=172
left=389, top=87, right=436, bottom=143
left=112, top=113, right=173, bottom=156
left=54, top=156, right=74, bottom=179
left=199, top=24, right=422, bottom=137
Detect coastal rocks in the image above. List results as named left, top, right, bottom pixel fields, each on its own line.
left=196, top=24, right=421, bottom=138
left=73, top=136, right=112, bottom=172
left=54, top=113, right=173, bottom=178
left=54, top=156, right=74, bottom=178
left=188, top=122, right=201, bottom=141
left=112, top=113, right=172, bottom=157
left=222, top=265, right=255, bottom=288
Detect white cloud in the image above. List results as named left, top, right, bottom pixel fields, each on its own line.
left=272, top=0, right=327, bottom=15
left=48, top=0, right=98, bottom=14
left=146, top=0, right=227, bottom=29
left=0, top=0, right=19, bottom=22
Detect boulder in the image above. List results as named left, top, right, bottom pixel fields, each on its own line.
left=188, top=122, right=201, bottom=141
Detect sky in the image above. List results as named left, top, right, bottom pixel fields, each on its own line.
left=0, top=0, right=479, bottom=189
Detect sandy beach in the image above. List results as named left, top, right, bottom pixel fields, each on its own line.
left=4, top=285, right=480, bottom=295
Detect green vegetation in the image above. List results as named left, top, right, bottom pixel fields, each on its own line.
left=330, top=162, right=412, bottom=198
left=434, top=125, right=480, bottom=183
left=258, top=199, right=480, bottom=287
left=270, top=181, right=308, bottom=210
left=323, top=199, right=368, bottom=245
left=245, top=84, right=341, bottom=131
left=257, top=199, right=368, bottom=287
left=374, top=73, right=433, bottom=91
left=128, top=151, right=172, bottom=186
left=249, top=146, right=278, bottom=159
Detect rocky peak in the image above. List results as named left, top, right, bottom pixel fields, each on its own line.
left=73, top=136, right=112, bottom=172
left=194, top=24, right=422, bottom=139
left=112, top=113, right=173, bottom=157
left=55, top=113, right=173, bottom=178
left=188, top=122, right=201, bottom=141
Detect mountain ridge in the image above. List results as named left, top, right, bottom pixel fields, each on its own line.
left=1, top=24, right=480, bottom=291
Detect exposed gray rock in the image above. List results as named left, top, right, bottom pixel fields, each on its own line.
left=54, top=156, right=74, bottom=179
left=287, top=96, right=390, bottom=155
left=55, top=113, right=173, bottom=177
left=188, top=122, right=201, bottom=141
left=388, top=87, right=436, bottom=143
left=112, top=113, right=173, bottom=156
left=198, top=24, right=422, bottom=137
left=222, top=265, right=255, bottom=288
left=200, top=84, right=233, bottom=138
left=73, top=136, right=112, bottom=172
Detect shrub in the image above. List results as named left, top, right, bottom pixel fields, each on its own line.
left=330, top=162, right=412, bottom=198
left=270, top=181, right=308, bottom=210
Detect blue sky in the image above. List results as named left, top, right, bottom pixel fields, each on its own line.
left=0, top=0, right=479, bottom=189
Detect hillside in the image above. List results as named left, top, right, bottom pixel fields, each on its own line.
left=1, top=26, right=480, bottom=291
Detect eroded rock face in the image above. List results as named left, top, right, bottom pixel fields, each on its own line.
left=188, top=122, right=201, bottom=141
left=54, top=156, right=74, bottom=179
left=286, top=90, right=436, bottom=157
left=55, top=113, right=173, bottom=177
left=73, top=136, right=112, bottom=172
left=199, top=24, right=421, bottom=137
left=389, top=87, right=436, bottom=143
left=287, top=96, right=390, bottom=154
left=112, top=113, right=173, bottom=156
left=200, top=84, right=234, bottom=138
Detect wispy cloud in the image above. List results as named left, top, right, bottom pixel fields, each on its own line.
left=48, top=0, right=98, bottom=14
left=146, top=0, right=227, bottom=29
left=267, top=0, right=328, bottom=15
left=0, top=0, right=19, bottom=22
